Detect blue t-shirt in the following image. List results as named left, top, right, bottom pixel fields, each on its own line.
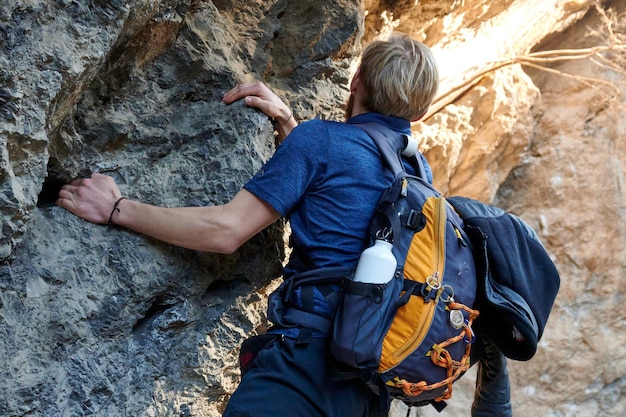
left=245, top=112, right=432, bottom=278
left=244, top=113, right=432, bottom=334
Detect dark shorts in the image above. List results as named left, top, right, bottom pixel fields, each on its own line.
left=223, top=336, right=385, bottom=417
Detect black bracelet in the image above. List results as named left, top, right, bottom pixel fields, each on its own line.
left=108, top=197, right=126, bottom=227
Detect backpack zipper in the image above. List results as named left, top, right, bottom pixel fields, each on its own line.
left=382, top=197, right=447, bottom=369
left=431, top=198, right=446, bottom=287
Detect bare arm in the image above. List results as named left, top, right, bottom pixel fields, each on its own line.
left=57, top=173, right=280, bottom=254
left=58, top=82, right=292, bottom=252
left=222, top=81, right=297, bottom=142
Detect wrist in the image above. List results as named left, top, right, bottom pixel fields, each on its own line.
left=279, top=110, right=293, bottom=124
left=272, top=109, right=292, bottom=126
left=274, top=111, right=297, bottom=143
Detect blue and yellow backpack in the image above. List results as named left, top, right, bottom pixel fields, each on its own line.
left=330, top=123, right=479, bottom=410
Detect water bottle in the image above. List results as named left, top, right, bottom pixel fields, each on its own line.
left=352, top=240, right=397, bottom=284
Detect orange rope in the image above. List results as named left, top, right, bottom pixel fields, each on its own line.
left=387, top=303, right=479, bottom=401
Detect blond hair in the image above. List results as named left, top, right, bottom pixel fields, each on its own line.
left=359, top=34, right=439, bottom=121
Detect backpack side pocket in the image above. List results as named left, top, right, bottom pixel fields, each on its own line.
left=330, top=277, right=409, bottom=371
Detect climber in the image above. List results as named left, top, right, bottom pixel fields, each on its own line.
left=57, top=33, right=511, bottom=416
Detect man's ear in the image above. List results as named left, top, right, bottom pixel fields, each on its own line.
left=350, top=68, right=362, bottom=94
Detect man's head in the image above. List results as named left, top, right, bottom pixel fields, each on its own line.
left=347, top=34, right=439, bottom=122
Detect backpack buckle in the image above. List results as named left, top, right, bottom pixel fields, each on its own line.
left=406, top=209, right=425, bottom=230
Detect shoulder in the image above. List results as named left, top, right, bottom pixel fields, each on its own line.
left=281, top=119, right=364, bottom=150
left=278, top=119, right=376, bottom=163
left=287, top=118, right=344, bottom=137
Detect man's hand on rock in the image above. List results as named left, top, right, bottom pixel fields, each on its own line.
left=57, top=173, right=123, bottom=225
left=223, top=81, right=297, bottom=141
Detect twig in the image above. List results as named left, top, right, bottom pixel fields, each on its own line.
left=421, top=8, right=625, bottom=122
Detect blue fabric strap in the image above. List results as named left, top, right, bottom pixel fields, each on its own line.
left=355, top=122, right=427, bottom=180
left=282, top=306, right=333, bottom=334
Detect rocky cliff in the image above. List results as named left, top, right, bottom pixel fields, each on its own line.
left=0, top=0, right=624, bottom=416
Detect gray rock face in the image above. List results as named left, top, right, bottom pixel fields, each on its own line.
left=1, top=0, right=360, bottom=415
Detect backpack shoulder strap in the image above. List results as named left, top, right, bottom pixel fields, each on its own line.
left=355, top=122, right=427, bottom=180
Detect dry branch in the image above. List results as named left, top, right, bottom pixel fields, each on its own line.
left=420, top=2, right=626, bottom=122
